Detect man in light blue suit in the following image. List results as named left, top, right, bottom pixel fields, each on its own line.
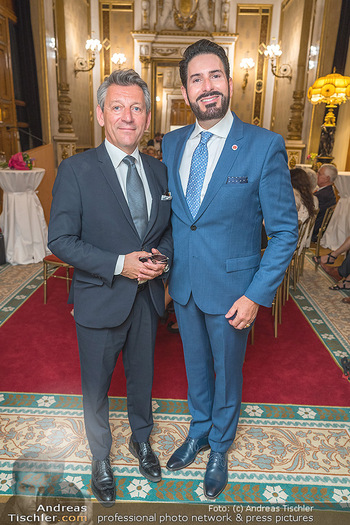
left=162, top=40, right=298, bottom=499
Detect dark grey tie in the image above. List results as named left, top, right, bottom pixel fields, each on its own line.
left=123, top=155, right=148, bottom=239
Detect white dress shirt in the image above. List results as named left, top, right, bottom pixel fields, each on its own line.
left=179, top=110, right=233, bottom=202
left=104, top=139, right=152, bottom=275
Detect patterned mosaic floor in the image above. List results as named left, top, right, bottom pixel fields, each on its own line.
left=0, top=262, right=44, bottom=327
left=289, top=254, right=350, bottom=372
left=0, top=393, right=349, bottom=509
left=0, top=252, right=349, bottom=512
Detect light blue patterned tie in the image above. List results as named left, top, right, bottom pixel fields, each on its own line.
left=123, top=155, right=148, bottom=239
left=186, top=131, right=213, bottom=218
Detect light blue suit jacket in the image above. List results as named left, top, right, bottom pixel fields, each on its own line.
left=162, top=113, right=298, bottom=313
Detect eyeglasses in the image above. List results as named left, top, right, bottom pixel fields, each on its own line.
left=139, top=254, right=169, bottom=264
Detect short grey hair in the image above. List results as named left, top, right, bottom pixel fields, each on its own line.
left=304, top=167, right=317, bottom=191
left=97, top=69, right=151, bottom=114
left=320, top=163, right=338, bottom=183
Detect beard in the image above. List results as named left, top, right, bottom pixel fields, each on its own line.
left=187, top=90, right=230, bottom=122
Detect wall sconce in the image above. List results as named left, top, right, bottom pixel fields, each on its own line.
left=240, top=57, right=255, bottom=93
left=111, top=53, right=127, bottom=69
left=308, top=45, right=319, bottom=71
left=74, top=38, right=102, bottom=76
left=259, top=41, right=292, bottom=82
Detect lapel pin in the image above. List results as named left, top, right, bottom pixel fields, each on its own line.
left=232, top=145, right=238, bottom=151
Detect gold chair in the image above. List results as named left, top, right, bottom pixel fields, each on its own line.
left=249, top=249, right=284, bottom=343
left=313, top=204, right=336, bottom=269
left=284, top=219, right=310, bottom=303
left=271, top=281, right=283, bottom=338
left=249, top=324, right=255, bottom=345
left=299, top=209, right=319, bottom=277
left=249, top=279, right=283, bottom=344
left=43, top=254, right=73, bottom=304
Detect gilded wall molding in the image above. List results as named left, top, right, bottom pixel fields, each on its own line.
left=287, top=90, right=305, bottom=140
left=282, top=0, right=294, bottom=10
left=220, top=0, right=230, bottom=32
left=152, top=47, right=182, bottom=56
left=52, top=0, right=78, bottom=163
left=173, top=0, right=199, bottom=31
left=57, top=82, right=74, bottom=134
left=142, top=0, right=150, bottom=29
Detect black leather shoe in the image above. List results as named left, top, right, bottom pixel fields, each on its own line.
left=91, top=457, right=115, bottom=507
left=166, top=435, right=210, bottom=471
left=129, top=438, right=161, bottom=482
left=204, top=451, right=228, bottom=499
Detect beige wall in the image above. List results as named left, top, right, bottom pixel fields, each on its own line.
left=308, top=0, right=342, bottom=157
left=332, top=39, right=350, bottom=170
left=232, top=10, right=261, bottom=124
left=272, top=0, right=304, bottom=136
left=65, top=0, right=93, bottom=151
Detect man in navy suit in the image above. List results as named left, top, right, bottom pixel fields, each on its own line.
left=162, top=40, right=298, bottom=499
left=48, top=69, right=172, bottom=506
left=311, top=163, right=338, bottom=242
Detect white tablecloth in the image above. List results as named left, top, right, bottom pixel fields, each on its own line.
left=0, top=168, right=50, bottom=264
left=321, top=171, right=350, bottom=250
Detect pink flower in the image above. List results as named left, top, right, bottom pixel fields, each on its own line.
left=8, top=152, right=32, bottom=170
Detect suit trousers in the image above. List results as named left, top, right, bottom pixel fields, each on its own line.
left=75, top=286, right=159, bottom=460
left=174, top=295, right=250, bottom=453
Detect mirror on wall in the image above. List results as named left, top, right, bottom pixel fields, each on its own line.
left=151, top=59, right=195, bottom=137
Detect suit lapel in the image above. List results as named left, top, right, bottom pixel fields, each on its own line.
left=140, top=153, right=160, bottom=238
left=96, top=143, right=138, bottom=235
left=195, top=114, right=245, bottom=221
left=172, top=125, right=196, bottom=222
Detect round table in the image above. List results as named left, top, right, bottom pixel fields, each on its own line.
left=0, top=168, right=50, bottom=264
left=321, top=171, right=350, bottom=250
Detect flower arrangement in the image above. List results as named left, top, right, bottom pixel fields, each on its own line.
left=8, top=152, right=34, bottom=170
left=307, top=153, right=318, bottom=162
left=306, top=153, right=320, bottom=171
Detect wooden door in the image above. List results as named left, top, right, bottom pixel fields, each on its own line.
left=0, top=3, right=18, bottom=161
left=170, top=99, right=195, bottom=127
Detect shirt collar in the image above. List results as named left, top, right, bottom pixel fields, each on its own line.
left=104, top=138, right=140, bottom=169
left=191, top=110, right=233, bottom=140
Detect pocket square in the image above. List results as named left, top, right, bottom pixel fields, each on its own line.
left=226, top=176, right=248, bottom=184
left=161, top=192, right=172, bottom=201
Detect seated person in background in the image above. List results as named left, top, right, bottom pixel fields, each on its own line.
left=146, top=145, right=159, bottom=158
left=154, top=132, right=163, bottom=154
left=313, top=236, right=350, bottom=299
left=303, top=167, right=319, bottom=209
left=290, top=168, right=316, bottom=255
left=262, top=167, right=313, bottom=251
left=311, top=164, right=338, bottom=242
left=290, top=168, right=315, bottom=223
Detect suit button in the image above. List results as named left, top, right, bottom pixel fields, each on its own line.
left=190, top=225, right=197, bottom=231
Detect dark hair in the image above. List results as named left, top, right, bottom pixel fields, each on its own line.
left=179, top=39, right=230, bottom=87
left=290, top=168, right=315, bottom=217
left=97, top=69, right=151, bottom=113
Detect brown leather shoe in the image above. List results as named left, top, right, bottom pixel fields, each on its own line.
left=342, top=297, right=350, bottom=304
left=320, top=264, right=342, bottom=281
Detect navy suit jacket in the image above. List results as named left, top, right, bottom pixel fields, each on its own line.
left=162, top=113, right=298, bottom=313
left=48, top=143, right=173, bottom=328
left=312, top=184, right=336, bottom=240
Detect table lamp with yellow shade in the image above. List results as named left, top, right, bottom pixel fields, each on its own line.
left=307, top=70, right=350, bottom=164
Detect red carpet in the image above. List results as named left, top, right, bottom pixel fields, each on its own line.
left=1, top=275, right=349, bottom=406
